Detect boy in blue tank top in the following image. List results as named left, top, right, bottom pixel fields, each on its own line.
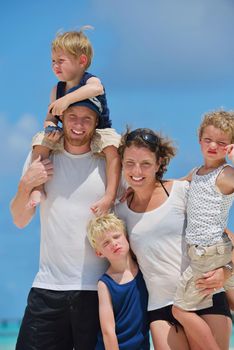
left=87, top=213, right=150, bottom=350
left=172, top=110, right=234, bottom=350
left=29, top=27, right=121, bottom=215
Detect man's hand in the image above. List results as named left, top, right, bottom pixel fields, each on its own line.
left=22, top=156, right=54, bottom=191
left=11, top=156, right=54, bottom=228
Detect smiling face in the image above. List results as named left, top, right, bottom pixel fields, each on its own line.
left=122, top=145, right=160, bottom=189
left=199, top=125, right=232, bottom=162
left=63, top=105, right=98, bottom=153
left=95, top=230, right=129, bottom=261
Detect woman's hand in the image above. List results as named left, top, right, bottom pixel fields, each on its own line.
left=196, top=266, right=231, bottom=295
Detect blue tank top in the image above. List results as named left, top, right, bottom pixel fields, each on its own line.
left=95, top=270, right=150, bottom=350
left=56, top=72, right=111, bottom=129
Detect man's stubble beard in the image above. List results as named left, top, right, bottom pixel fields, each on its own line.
left=64, top=128, right=96, bottom=147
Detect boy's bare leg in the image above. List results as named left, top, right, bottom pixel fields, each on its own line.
left=90, top=146, right=121, bottom=216
left=27, top=145, right=51, bottom=208
left=28, top=129, right=63, bottom=208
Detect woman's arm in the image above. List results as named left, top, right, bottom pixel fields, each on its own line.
left=98, top=281, right=119, bottom=350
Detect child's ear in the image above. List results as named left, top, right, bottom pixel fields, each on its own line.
left=79, top=54, right=88, bottom=67
left=95, top=250, right=104, bottom=258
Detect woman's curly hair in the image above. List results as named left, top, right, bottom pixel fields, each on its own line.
left=118, top=128, right=176, bottom=180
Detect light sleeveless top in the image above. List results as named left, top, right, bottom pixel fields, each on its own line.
left=186, top=164, right=234, bottom=246
left=115, top=181, right=190, bottom=310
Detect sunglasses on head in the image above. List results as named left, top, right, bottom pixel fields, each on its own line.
left=126, top=130, right=159, bottom=145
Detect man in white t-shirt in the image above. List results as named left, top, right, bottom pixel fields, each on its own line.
left=10, top=98, right=112, bottom=350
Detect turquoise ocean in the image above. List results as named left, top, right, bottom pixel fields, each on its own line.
left=1, top=319, right=234, bottom=350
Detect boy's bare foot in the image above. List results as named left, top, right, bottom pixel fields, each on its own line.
left=90, top=195, right=114, bottom=216
left=27, top=189, right=46, bottom=208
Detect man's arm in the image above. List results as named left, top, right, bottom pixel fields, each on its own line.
left=98, top=281, right=119, bottom=350
left=10, top=156, right=53, bottom=228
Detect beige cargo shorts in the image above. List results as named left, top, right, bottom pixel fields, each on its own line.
left=174, top=235, right=234, bottom=311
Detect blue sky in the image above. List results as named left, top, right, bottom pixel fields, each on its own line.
left=1, top=0, right=234, bottom=318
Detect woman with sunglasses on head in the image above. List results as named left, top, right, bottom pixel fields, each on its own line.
left=115, top=128, right=232, bottom=350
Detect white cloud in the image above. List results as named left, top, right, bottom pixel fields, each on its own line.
left=92, top=0, right=234, bottom=86
left=0, top=113, right=39, bottom=175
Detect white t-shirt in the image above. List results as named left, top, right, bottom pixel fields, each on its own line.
left=115, top=180, right=190, bottom=311
left=23, top=150, right=108, bottom=291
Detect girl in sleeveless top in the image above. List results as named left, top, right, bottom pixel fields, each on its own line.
left=172, top=110, right=234, bottom=350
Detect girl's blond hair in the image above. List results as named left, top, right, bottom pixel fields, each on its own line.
left=199, top=110, right=234, bottom=142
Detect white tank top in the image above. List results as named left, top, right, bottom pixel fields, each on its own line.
left=116, top=181, right=190, bottom=311
left=186, top=164, right=234, bottom=246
